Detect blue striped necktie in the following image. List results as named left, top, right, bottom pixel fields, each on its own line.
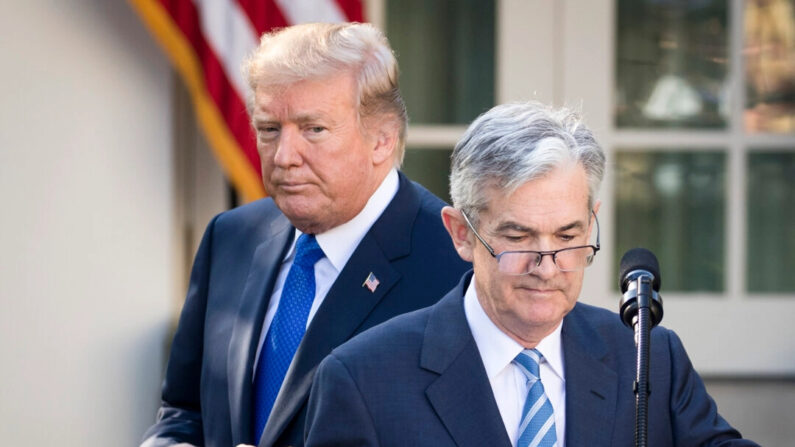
left=513, top=349, right=558, bottom=447
left=252, top=233, right=324, bottom=441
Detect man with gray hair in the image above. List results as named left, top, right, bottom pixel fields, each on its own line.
left=141, top=22, right=468, bottom=447
left=304, top=102, right=757, bottom=446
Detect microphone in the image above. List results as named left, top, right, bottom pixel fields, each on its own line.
left=619, top=248, right=663, bottom=329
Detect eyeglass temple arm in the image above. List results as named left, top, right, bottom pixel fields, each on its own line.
left=460, top=211, right=497, bottom=257
left=591, top=209, right=600, bottom=251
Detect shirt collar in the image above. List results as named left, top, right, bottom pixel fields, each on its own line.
left=290, top=169, right=399, bottom=272
left=463, top=278, right=565, bottom=382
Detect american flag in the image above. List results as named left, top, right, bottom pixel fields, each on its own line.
left=363, top=272, right=380, bottom=293
left=129, top=0, right=364, bottom=202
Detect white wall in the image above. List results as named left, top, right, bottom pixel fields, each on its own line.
left=0, top=1, right=174, bottom=444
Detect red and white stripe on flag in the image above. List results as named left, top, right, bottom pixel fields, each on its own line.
left=129, top=0, right=364, bottom=202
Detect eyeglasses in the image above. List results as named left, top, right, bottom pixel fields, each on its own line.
left=461, top=210, right=600, bottom=276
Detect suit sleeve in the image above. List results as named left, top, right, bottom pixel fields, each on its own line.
left=305, top=354, right=380, bottom=447
left=666, top=330, right=760, bottom=447
left=140, top=216, right=220, bottom=447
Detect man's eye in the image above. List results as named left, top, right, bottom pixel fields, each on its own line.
left=559, top=234, right=576, bottom=242
left=309, top=126, right=326, bottom=133
left=256, top=127, right=279, bottom=140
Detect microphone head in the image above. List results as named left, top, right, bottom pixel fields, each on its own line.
left=619, top=248, right=661, bottom=292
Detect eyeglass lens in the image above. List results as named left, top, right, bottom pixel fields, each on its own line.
left=497, top=246, right=595, bottom=275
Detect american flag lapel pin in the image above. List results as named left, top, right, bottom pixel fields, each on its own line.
left=362, top=272, right=380, bottom=293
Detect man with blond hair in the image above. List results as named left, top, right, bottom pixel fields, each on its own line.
left=141, top=22, right=468, bottom=447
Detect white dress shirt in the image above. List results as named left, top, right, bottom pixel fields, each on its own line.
left=463, top=280, right=567, bottom=446
left=253, top=169, right=399, bottom=372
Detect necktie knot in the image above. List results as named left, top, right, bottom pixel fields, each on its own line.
left=293, top=234, right=324, bottom=267
left=513, top=348, right=543, bottom=380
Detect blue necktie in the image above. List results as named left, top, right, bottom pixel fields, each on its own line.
left=513, top=349, right=558, bottom=447
left=253, top=233, right=324, bottom=441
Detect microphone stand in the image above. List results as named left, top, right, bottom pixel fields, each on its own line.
left=632, top=275, right=653, bottom=447
left=620, top=275, right=661, bottom=447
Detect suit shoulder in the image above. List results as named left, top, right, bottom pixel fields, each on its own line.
left=209, top=198, right=290, bottom=235
left=213, top=197, right=280, bottom=226
left=409, top=181, right=452, bottom=230
left=331, top=305, right=433, bottom=363
left=195, top=198, right=291, bottom=254
left=569, top=302, right=677, bottom=347
left=571, top=302, right=622, bottom=324
left=411, top=180, right=448, bottom=211
left=405, top=181, right=468, bottom=260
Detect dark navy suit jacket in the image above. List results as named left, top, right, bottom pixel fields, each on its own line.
left=305, top=272, right=759, bottom=447
left=141, top=173, right=470, bottom=447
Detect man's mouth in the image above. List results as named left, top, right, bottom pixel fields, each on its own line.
left=518, top=286, right=558, bottom=297
left=276, top=181, right=312, bottom=192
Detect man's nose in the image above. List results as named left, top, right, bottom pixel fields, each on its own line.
left=532, top=253, right=558, bottom=279
left=272, top=126, right=303, bottom=168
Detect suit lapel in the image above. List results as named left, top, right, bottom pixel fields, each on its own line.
left=227, top=214, right=293, bottom=445
left=422, top=275, right=512, bottom=447
left=259, top=173, right=420, bottom=446
left=259, top=234, right=399, bottom=446
left=562, top=304, right=618, bottom=447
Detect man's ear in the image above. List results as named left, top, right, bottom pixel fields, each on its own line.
left=587, top=200, right=602, bottom=242
left=370, top=118, right=398, bottom=166
left=591, top=200, right=602, bottom=226
left=441, top=206, right=474, bottom=262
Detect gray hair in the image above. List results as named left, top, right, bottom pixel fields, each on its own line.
left=450, top=102, right=606, bottom=227
left=243, top=22, right=408, bottom=165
